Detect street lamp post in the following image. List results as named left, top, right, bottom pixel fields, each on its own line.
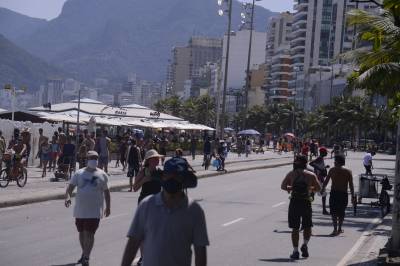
left=218, top=0, right=233, bottom=138
left=243, top=0, right=261, bottom=114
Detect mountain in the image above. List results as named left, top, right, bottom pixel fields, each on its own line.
left=3, top=0, right=276, bottom=83
left=0, top=34, right=64, bottom=89
left=0, top=8, right=46, bottom=43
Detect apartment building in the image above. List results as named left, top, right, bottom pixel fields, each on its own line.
left=265, top=12, right=293, bottom=104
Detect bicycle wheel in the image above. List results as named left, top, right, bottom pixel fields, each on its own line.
left=0, top=169, right=9, bottom=188
left=16, top=169, right=27, bottom=188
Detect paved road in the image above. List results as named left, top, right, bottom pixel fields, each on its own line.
left=0, top=155, right=394, bottom=266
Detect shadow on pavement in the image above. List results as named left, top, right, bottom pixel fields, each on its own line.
left=347, top=258, right=377, bottom=265
left=259, top=258, right=306, bottom=263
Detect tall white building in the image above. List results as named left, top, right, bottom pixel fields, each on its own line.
left=290, top=0, right=380, bottom=110
left=265, top=12, right=293, bottom=104
left=221, top=30, right=266, bottom=91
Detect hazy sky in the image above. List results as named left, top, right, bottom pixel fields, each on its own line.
left=0, top=0, right=293, bottom=20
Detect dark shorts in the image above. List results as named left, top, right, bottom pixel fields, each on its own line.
left=75, top=218, right=100, bottom=233
left=288, top=199, right=313, bottom=230
left=329, top=190, right=348, bottom=217
left=98, top=156, right=109, bottom=167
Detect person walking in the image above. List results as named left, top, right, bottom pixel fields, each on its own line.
left=65, top=151, right=111, bottom=266
left=79, top=131, right=96, bottom=169
left=321, top=155, right=355, bottom=236
left=49, top=135, right=60, bottom=172
left=190, top=137, right=197, bottom=160
left=0, top=130, right=6, bottom=171
left=37, top=128, right=46, bottom=168
left=131, top=149, right=164, bottom=265
left=40, top=137, right=51, bottom=178
left=119, top=137, right=128, bottom=171
left=245, top=137, right=251, bottom=157
left=95, top=130, right=111, bottom=173
left=363, top=150, right=375, bottom=175
left=281, top=155, right=321, bottom=260
left=202, top=137, right=212, bottom=170
left=121, top=157, right=209, bottom=266
left=127, top=139, right=142, bottom=192
left=309, top=147, right=329, bottom=215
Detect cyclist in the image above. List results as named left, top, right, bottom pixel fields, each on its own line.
left=9, top=136, right=27, bottom=177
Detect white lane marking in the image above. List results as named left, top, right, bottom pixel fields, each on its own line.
left=104, top=213, right=130, bottom=221
left=337, top=217, right=381, bottom=266
left=272, top=201, right=286, bottom=208
left=222, top=218, right=244, bottom=227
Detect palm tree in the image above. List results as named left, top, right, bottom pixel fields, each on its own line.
left=344, top=0, right=400, bottom=98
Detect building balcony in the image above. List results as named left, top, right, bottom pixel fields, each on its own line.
left=294, top=10, right=308, bottom=20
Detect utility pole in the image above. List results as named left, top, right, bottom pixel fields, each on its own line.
left=244, top=0, right=256, bottom=114
left=75, top=88, right=81, bottom=163
left=219, top=0, right=233, bottom=138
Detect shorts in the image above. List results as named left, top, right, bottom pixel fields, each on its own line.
left=288, top=199, right=313, bottom=230
left=75, top=218, right=100, bottom=233
left=329, top=190, right=348, bottom=217
left=98, top=156, right=109, bottom=167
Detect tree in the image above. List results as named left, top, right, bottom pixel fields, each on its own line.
left=344, top=0, right=400, bottom=99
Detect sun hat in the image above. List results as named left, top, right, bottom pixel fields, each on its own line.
left=144, top=149, right=164, bottom=161
left=87, top=150, right=99, bottom=157
left=163, top=157, right=197, bottom=188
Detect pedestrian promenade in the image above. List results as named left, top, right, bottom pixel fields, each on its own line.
left=0, top=151, right=293, bottom=207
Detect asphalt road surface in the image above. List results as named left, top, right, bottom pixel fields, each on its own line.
left=0, top=156, right=394, bottom=266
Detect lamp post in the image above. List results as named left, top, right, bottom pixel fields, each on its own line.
left=218, top=0, right=233, bottom=138
left=242, top=0, right=261, bottom=114
left=75, top=86, right=81, bottom=162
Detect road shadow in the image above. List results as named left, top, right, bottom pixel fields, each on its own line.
left=273, top=230, right=292, bottom=234
left=347, top=258, right=377, bottom=265
left=259, top=258, right=305, bottom=263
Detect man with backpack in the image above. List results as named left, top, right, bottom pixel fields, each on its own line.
left=281, top=155, right=321, bottom=260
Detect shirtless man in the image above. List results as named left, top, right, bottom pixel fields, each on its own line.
left=322, top=154, right=355, bottom=236
left=281, top=155, right=321, bottom=260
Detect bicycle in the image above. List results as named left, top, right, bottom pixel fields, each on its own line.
left=0, top=152, right=28, bottom=188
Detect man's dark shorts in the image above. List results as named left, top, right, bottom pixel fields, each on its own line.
left=75, top=218, right=100, bottom=233
left=288, top=199, right=313, bottom=230
left=329, top=190, right=348, bottom=217
left=98, top=156, right=109, bottom=167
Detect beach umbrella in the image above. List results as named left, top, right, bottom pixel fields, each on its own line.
left=237, top=129, right=261, bottom=136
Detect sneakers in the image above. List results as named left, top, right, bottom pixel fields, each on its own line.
left=290, top=251, right=300, bottom=260
left=82, top=257, right=89, bottom=266
left=301, top=244, right=309, bottom=258
left=77, top=255, right=89, bottom=266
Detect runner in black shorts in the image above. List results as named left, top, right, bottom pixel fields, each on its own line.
left=281, top=155, right=321, bottom=260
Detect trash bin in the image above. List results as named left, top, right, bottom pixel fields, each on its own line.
left=359, top=174, right=378, bottom=198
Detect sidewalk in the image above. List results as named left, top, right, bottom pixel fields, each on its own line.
left=0, top=151, right=293, bottom=208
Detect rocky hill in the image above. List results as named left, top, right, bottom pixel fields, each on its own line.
left=0, top=34, right=63, bottom=89
left=1, top=0, right=276, bottom=83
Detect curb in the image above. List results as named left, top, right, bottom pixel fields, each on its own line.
left=0, top=161, right=292, bottom=208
